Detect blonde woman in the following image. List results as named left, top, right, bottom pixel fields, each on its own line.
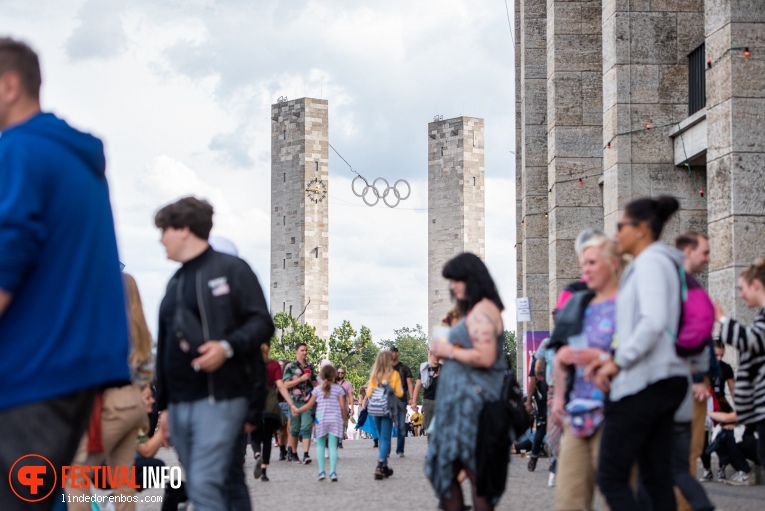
left=548, top=234, right=624, bottom=511
left=366, top=350, right=403, bottom=479
left=67, top=273, right=153, bottom=511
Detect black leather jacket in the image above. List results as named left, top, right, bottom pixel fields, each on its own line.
left=156, top=248, right=274, bottom=422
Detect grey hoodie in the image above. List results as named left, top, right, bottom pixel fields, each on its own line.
left=611, top=242, right=690, bottom=401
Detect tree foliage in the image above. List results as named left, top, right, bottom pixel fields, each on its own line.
left=504, top=329, right=517, bottom=376
left=328, top=320, right=378, bottom=395
left=270, top=312, right=327, bottom=363
left=379, top=324, right=429, bottom=378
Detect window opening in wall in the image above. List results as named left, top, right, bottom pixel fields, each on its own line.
left=688, top=43, right=706, bottom=116
left=315, top=161, right=319, bottom=172
left=273, top=282, right=278, bottom=288
left=440, top=146, right=445, bottom=157
left=283, top=173, right=286, bottom=183
left=282, top=302, right=286, bottom=312
left=283, top=129, right=286, bottom=140
left=291, top=237, right=295, bottom=244
left=473, top=176, right=476, bottom=187
left=283, top=259, right=286, bottom=269
left=283, top=215, right=286, bottom=225
left=315, top=248, right=319, bottom=259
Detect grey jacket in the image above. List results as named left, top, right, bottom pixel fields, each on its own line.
left=611, top=242, right=690, bottom=401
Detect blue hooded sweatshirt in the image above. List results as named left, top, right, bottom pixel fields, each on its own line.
left=0, top=112, right=130, bottom=410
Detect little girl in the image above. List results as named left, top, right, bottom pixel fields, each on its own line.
left=292, top=364, right=346, bottom=481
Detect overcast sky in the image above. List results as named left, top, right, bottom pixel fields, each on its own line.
left=2, top=0, right=518, bottom=342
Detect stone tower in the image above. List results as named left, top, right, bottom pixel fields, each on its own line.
left=428, top=116, right=485, bottom=334
left=270, top=97, right=329, bottom=340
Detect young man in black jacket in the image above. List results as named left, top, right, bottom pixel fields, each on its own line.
left=155, top=197, right=274, bottom=511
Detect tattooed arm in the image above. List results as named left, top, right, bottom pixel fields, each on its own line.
left=451, top=299, right=501, bottom=369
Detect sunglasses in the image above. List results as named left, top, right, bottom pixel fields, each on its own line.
left=338, top=373, right=345, bottom=376
left=616, top=220, right=638, bottom=232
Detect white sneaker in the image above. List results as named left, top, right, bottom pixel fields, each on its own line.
left=724, top=470, right=755, bottom=486
left=698, top=469, right=713, bottom=483
left=548, top=472, right=556, bottom=487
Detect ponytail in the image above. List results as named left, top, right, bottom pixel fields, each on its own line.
left=624, top=195, right=679, bottom=240
left=319, top=364, right=337, bottom=398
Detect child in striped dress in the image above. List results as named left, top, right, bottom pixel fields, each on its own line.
left=292, top=364, right=347, bottom=481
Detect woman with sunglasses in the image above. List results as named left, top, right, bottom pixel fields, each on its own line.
left=587, top=196, right=690, bottom=511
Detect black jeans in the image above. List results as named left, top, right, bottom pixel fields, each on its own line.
left=531, top=417, right=547, bottom=457
left=671, top=422, right=714, bottom=511
left=715, top=428, right=759, bottom=473
left=225, top=431, right=251, bottom=511
left=757, top=419, right=765, bottom=469
left=598, top=377, right=687, bottom=511
left=0, top=388, right=97, bottom=511
left=250, top=418, right=280, bottom=465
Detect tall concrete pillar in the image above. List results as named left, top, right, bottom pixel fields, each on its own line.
left=601, top=1, right=706, bottom=240
left=706, top=1, right=765, bottom=323
left=547, top=0, right=603, bottom=309
left=517, top=0, right=550, bottom=349
left=515, top=0, right=525, bottom=375
left=270, top=98, right=330, bottom=339
left=428, top=117, right=485, bottom=335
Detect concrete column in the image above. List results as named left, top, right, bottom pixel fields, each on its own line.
left=428, top=117, right=485, bottom=335
left=515, top=0, right=525, bottom=375
left=601, top=0, right=706, bottom=241
left=547, top=0, right=604, bottom=309
left=271, top=98, right=330, bottom=340
left=518, top=0, right=550, bottom=345
left=706, top=0, right=765, bottom=323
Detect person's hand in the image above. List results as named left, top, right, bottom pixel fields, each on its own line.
left=430, top=340, right=452, bottom=360
left=524, top=399, right=534, bottom=415
left=300, top=372, right=311, bottom=382
left=714, top=301, right=725, bottom=322
left=191, top=341, right=228, bottom=372
left=159, top=411, right=171, bottom=446
left=585, top=359, right=620, bottom=393
left=290, top=405, right=300, bottom=416
left=692, top=383, right=710, bottom=402
left=552, top=398, right=566, bottom=428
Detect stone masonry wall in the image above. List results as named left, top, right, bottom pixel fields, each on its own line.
left=428, top=117, right=485, bottom=335
left=547, top=0, right=604, bottom=312
left=518, top=0, right=550, bottom=345
left=705, top=0, right=765, bottom=325
left=271, top=98, right=330, bottom=340
left=601, top=0, right=706, bottom=240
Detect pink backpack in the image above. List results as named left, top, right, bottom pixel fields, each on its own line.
left=668, top=267, right=715, bottom=356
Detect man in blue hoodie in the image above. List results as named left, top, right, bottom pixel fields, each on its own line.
left=0, top=38, right=130, bottom=510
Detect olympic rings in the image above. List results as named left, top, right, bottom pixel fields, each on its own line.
left=351, top=175, right=412, bottom=208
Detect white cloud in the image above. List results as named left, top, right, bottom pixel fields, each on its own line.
left=1, top=0, right=519, bottom=343
left=66, top=0, right=128, bottom=61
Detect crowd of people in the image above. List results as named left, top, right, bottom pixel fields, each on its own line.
left=2, top=36, right=765, bottom=511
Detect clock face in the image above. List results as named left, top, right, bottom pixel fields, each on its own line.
left=305, top=177, right=327, bottom=203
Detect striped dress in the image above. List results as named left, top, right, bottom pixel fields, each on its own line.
left=312, top=384, right=346, bottom=438
left=720, top=308, right=765, bottom=425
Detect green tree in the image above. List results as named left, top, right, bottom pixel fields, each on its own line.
left=328, top=320, right=377, bottom=395
left=270, top=312, right=326, bottom=363
left=379, top=324, right=429, bottom=382
left=503, top=329, right=517, bottom=376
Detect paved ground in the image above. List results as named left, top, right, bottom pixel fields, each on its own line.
left=136, top=436, right=765, bottom=511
